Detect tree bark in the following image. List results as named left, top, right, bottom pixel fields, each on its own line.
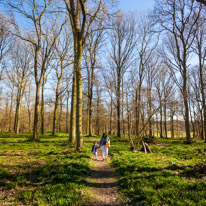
left=66, top=91, right=69, bottom=133
left=171, top=112, right=174, bottom=138
left=110, top=95, right=113, bottom=135
left=52, top=76, right=62, bottom=136
left=199, top=50, right=206, bottom=142
left=117, top=71, right=121, bottom=137
left=33, top=82, right=41, bottom=141
left=41, top=75, right=45, bottom=135
left=183, top=69, right=191, bottom=143
left=76, top=34, right=83, bottom=150
left=14, top=86, right=23, bottom=134
left=164, top=104, right=167, bottom=138
left=96, top=86, right=100, bottom=135
left=69, top=71, right=76, bottom=143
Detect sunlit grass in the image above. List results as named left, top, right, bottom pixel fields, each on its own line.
left=110, top=136, right=206, bottom=206
left=0, top=132, right=92, bottom=205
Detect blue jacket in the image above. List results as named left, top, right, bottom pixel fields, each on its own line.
left=92, top=145, right=98, bottom=153
left=99, top=136, right=110, bottom=147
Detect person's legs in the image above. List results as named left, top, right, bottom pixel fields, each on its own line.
left=95, top=152, right=97, bottom=160
left=105, top=147, right=108, bottom=159
left=102, top=145, right=106, bottom=160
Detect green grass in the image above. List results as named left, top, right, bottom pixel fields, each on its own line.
left=1, top=132, right=205, bottom=205
left=0, top=132, right=93, bottom=206
left=109, top=136, right=206, bottom=206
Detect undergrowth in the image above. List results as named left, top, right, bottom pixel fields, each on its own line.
left=0, top=132, right=92, bottom=206
left=110, top=136, right=206, bottom=206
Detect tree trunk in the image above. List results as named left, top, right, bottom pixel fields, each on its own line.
left=41, top=75, right=45, bottom=135
left=110, top=95, right=113, bottom=135
left=59, top=97, right=62, bottom=132
left=117, top=72, right=121, bottom=138
left=86, top=105, right=89, bottom=134
left=33, top=82, right=41, bottom=141
left=88, top=64, right=94, bottom=136
left=199, top=54, right=206, bottom=142
left=76, top=36, right=83, bottom=150
left=160, top=100, right=163, bottom=138
left=164, top=104, right=167, bottom=138
left=148, top=87, right=152, bottom=138
left=52, top=77, right=61, bottom=136
left=9, top=88, right=14, bottom=132
left=14, top=87, right=23, bottom=134
left=69, top=71, right=76, bottom=143
left=156, top=113, right=159, bottom=138
left=66, top=92, right=69, bottom=133
left=171, top=112, right=174, bottom=138
left=96, top=86, right=100, bottom=135
left=183, top=69, right=191, bottom=143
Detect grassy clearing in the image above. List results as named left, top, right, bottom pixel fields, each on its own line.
left=110, top=136, right=206, bottom=206
left=0, top=132, right=93, bottom=206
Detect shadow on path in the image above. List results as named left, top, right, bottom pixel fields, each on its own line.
left=85, top=144, right=129, bottom=206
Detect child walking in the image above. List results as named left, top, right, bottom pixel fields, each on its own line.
left=91, top=141, right=99, bottom=160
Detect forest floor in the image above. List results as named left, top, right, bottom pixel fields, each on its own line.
left=85, top=138, right=128, bottom=206
left=0, top=133, right=205, bottom=205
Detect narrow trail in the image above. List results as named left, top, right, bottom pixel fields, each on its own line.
left=85, top=138, right=128, bottom=206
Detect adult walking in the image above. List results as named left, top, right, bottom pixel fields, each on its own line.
left=99, top=133, right=110, bottom=161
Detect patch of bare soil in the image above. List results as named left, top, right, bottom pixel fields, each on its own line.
left=85, top=139, right=128, bottom=206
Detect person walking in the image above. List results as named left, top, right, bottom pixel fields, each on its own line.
left=91, top=141, right=99, bottom=160
left=99, top=133, right=110, bottom=161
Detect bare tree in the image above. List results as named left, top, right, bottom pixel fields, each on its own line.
left=84, top=18, right=105, bottom=136
left=7, top=41, right=32, bottom=134
left=107, top=12, right=136, bottom=137
left=0, top=12, right=13, bottom=81
left=154, top=0, right=202, bottom=143
left=193, top=16, right=206, bottom=142
left=52, top=28, right=72, bottom=136
left=64, top=0, right=109, bottom=150
left=131, top=12, right=158, bottom=139
left=6, top=0, right=67, bottom=140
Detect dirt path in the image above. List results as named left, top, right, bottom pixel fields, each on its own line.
left=85, top=139, right=127, bottom=206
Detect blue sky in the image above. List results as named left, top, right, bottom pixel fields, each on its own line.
left=118, top=0, right=155, bottom=11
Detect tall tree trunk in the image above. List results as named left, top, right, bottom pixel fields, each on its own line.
left=200, top=109, right=204, bottom=139
left=96, top=86, right=100, bottom=135
left=199, top=54, right=206, bottom=142
left=69, top=71, right=76, bottom=143
left=121, top=79, right=125, bottom=137
left=86, top=105, right=89, bottom=134
left=156, top=113, right=159, bottom=138
left=88, top=65, right=94, bottom=136
left=183, top=69, right=191, bottom=143
left=117, top=73, right=121, bottom=137
left=171, top=112, right=174, bottom=138
left=76, top=37, right=83, bottom=150
left=164, top=104, right=167, bottom=138
left=148, top=88, right=152, bottom=138
left=27, top=85, right=31, bottom=133
left=86, top=65, right=90, bottom=135
left=160, top=102, right=163, bottom=138
left=66, top=92, right=69, bottom=133
left=136, top=86, right=141, bottom=137
left=59, top=97, right=62, bottom=132
left=41, top=75, right=45, bottom=135
left=69, top=37, right=77, bottom=143
left=110, top=95, right=113, bottom=135
left=14, top=87, right=23, bottom=134
left=9, top=88, right=14, bottom=132
left=52, top=77, right=61, bottom=136
left=33, top=82, right=41, bottom=141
